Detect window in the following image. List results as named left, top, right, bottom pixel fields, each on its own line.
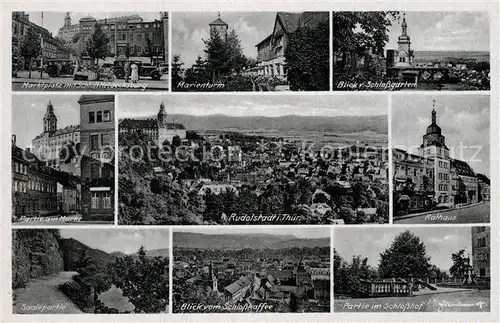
left=90, top=162, right=100, bottom=178
left=89, top=111, right=95, bottom=124
left=477, top=237, right=486, bottom=248
left=97, top=111, right=103, bottom=123
left=101, top=134, right=111, bottom=147
left=102, top=192, right=111, bottom=208
left=14, top=180, right=18, bottom=192
left=479, top=268, right=486, bottom=277
left=90, top=135, right=99, bottom=150
left=91, top=192, right=100, bottom=209
left=110, top=35, right=115, bottom=41
left=477, top=227, right=486, bottom=233
left=103, top=110, right=111, bottom=122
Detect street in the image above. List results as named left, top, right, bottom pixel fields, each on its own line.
left=12, top=71, right=168, bottom=91
left=394, top=202, right=490, bottom=224
left=13, top=271, right=82, bottom=314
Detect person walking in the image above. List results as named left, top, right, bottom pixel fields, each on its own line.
left=124, top=61, right=131, bottom=83
left=130, top=62, right=139, bottom=83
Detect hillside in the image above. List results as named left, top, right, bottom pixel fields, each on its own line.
left=173, top=232, right=329, bottom=250
left=120, top=114, right=388, bottom=134
left=59, top=238, right=118, bottom=270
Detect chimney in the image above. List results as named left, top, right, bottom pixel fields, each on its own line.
left=11, top=134, right=16, bottom=146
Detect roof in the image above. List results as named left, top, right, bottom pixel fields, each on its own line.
left=276, top=12, right=301, bottom=33
left=209, top=18, right=228, bottom=26
left=451, top=158, right=476, bottom=177
left=78, top=95, right=114, bottom=105
left=268, top=270, right=294, bottom=281
left=119, top=118, right=186, bottom=130
left=225, top=276, right=251, bottom=295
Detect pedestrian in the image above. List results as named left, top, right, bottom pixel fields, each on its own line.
left=131, top=62, right=139, bottom=83
left=57, top=62, right=62, bottom=76
left=124, top=61, right=131, bottom=83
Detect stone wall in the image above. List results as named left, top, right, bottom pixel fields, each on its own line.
left=12, top=229, right=64, bottom=289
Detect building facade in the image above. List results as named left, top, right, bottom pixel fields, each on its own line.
left=209, top=13, right=228, bottom=40
left=255, top=12, right=329, bottom=80
left=393, top=104, right=481, bottom=213
left=58, top=12, right=168, bottom=63
left=32, top=101, right=81, bottom=168
left=119, top=102, right=186, bottom=145
left=12, top=12, right=70, bottom=68
left=471, top=226, right=490, bottom=278
left=79, top=95, right=115, bottom=221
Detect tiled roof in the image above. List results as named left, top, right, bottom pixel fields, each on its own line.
left=277, top=12, right=301, bottom=33
left=451, top=158, right=476, bottom=177
left=119, top=118, right=186, bottom=130
left=224, top=276, right=251, bottom=294
left=209, top=18, right=228, bottom=26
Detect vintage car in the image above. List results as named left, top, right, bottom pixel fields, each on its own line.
left=46, top=59, right=75, bottom=77
left=113, top=58, right=162, bottom=80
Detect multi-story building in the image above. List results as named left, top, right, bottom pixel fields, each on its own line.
left=32, top=101, right=80, bottom=168
left=119, top=102, right=186, bottom=145
left=79, top=95, right=115, bottom=221
left=12, top=12, right=70, bottom=68
left=476, top=173, right=491, bottom=202
left=11, top=135, right=30, bottom=217
left=255, top=12, right=328, bottom=80
left=471, top=226, right=490, bottom=279
left=393, top=103, right=481, bottom=212
left=59, top=12, right=168, bottom=63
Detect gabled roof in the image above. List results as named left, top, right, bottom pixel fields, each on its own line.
left=209, top=18, right=228, bottom=26
left=451, top=158, right=476, bottom=177
left=119, top=118, right=186, bottom=130
left=276, top=12, right=301, bottom=33
left=225, top=276, right=251, bottom=294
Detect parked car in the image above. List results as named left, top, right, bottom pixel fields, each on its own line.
left=46, top=59, right=75, bottom=77
left=113, top=59, right=162, bottom=80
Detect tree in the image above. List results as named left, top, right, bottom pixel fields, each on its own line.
left=378, top=230, right=431, bottom=279
left=111, top=247, right=169, bottom=313
left=146, top=36, right=154, bottom=64
left=225, top=30, right=245, bottom=74
left=449, top=249, right=472, bottom=283
left=203, top=29, right=227, bottom=81
left=285, top=20, right=329, bottom=91
left=19, top=27, right=42, bottom=78
left=83, top=23, right=110, bottom=65
left=171, top=54, right=184, bottom=88
left=332, top=12, right=399, bottom=87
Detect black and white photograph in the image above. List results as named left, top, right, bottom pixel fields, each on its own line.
left=333, top=12, right=490, bottom=91
left=12, top=95, right=115, bottom=225
left=173, top=227, right=330, bottom=313
left=334, top=226, right=491, bottom=312
left=12, top=228, right=170, bottom=314
left=171, top=12, right=329, bottom=92
left=118, top=95, right=389, bottom=225
left=12, top=12, right=169, bottom=91
left=392, top=95, right=490, bottom=224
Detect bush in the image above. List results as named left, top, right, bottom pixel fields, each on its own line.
left=59, top=281, right=93, bottom=311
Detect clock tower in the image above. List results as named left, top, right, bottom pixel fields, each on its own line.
left=396, top=13, right=413, bottom=67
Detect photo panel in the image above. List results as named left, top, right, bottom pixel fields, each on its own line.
left=117, top=94, right=389, bottom=225
left=172, top=227, right=331, bottom=313
left=171, top=11, right=330, bottom=92
left=12, top=228, right=170, bottom=314
left=391, top=95, right=490, bottom=224
left=332, top=11, right=490, bottom=91
left=333, top=226, right=491, bottom=312
left=12, top=11, right=169, bottom=92
left=11, top=94, right=116, bottom=225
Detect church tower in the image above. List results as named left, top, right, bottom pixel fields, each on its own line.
left=64, top=12, right=71, bottom=27
left=396, top=13, right=413, bottom=67
left=421, top=101, right=447, bottom=153
left=209, top=12, right=228, bottom=40
left=43, top=101, right=57, bottom=133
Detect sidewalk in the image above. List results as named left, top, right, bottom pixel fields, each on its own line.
left=395, top=201, right=485, bottom=220
left=13, top=72, right=168, bottom=91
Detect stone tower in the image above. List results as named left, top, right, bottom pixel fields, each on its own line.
left=422, top=102, right=446, bottom=150
left=209, top=12, right=228, bottom=40
left=396, top=13, right=412, bottom=67
left=157, top=101, right=168, bottom=145
left=43, top=101, right=57, bottom=133
left=64, top=12, right=71, bottom=27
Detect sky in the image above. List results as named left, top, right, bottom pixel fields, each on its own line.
left=118, top=94, right=388, bottom=118
left=334, top=227, right=473, bottom=272
left=26, top=12, right=165, bottom=37
left=175, top=227, right=330, bottom=239
left=172, top=12, right=277, bottom=67
left=392, top=95, right=490, bottom=177
left=60, top=229, right=170, bottom=254
left=386, top=12, right=490, bottom=51
left=12, top=95, right=80, bottom=149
